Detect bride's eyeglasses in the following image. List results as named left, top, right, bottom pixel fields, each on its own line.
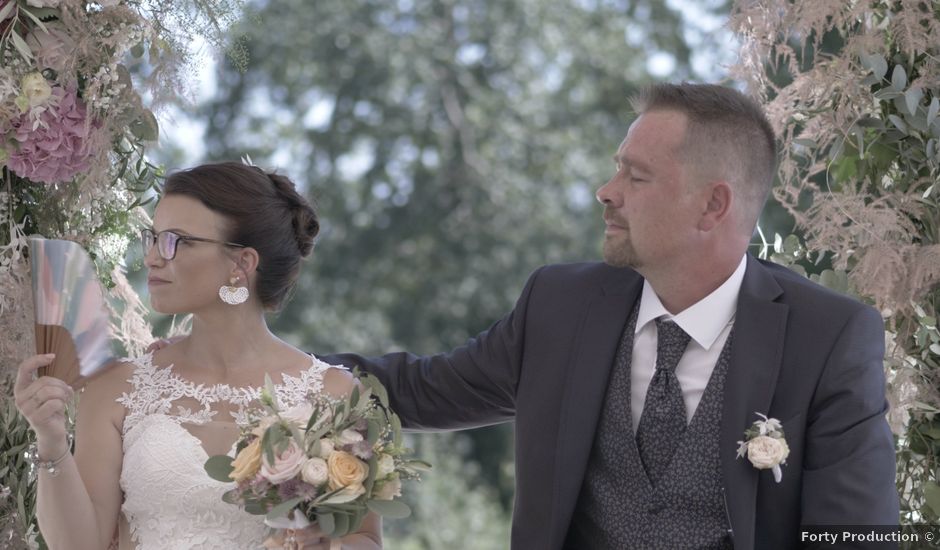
left=141, top=228, right=246, bottom=261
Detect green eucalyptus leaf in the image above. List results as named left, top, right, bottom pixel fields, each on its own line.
left=131, top=43, right=145, bottom=58
left=888, top=115, right=908, bottom=134
left=891, top=65, right=907, bottom=91
left=860, top=53, right=887, bottom=80
left=10, top=30, right=34, bottom=61
left=904, top=87, right=924, bottom=116
left=928, top=98, right=939, bottom=128
left=129, top=110, right=159, bottom=142
left=265, top=497, right=304, bottom=521
left=203, top=455, right=235, bottom=482
left=318, top=512, right=336, bottom=536
left=366, top=498, right=412, bottom=519
left=332, top=512, right=350, bottom=537
left=0, top=2, right=15, bottom=22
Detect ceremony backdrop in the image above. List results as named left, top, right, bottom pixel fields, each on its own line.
left=0, top=1, right=937, bottom=548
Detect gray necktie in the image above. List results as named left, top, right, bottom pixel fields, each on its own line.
left=635, top=318, right=692, bottom=486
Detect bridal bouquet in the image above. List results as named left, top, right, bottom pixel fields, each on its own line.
left=204, top=371, right=430, bottom=538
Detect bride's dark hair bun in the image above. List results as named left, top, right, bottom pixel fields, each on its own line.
left=162, top=162, right=319, bottom=312
left=267, top=172, right=319, bottom=258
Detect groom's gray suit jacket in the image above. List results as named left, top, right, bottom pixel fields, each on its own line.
left=325, top=254, right=899, bottom=549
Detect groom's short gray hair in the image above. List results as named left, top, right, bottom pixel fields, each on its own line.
left=630, top=83, right=778, bottom=234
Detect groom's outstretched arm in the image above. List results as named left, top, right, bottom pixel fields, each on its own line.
left=321, top=267, right=546, bottom=430
left=800, top=304, right=899, bottom=525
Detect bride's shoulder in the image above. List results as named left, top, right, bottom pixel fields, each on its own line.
left=314, top=357, right=357, bottom=400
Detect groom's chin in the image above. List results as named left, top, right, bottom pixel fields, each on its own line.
left=602, top=239, right=635, bottom=269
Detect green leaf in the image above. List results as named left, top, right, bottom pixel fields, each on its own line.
left=928, top=98, right=939, bottom=128
left=925, top=482, right=940, bottom=517
left=904, top=87, right=924, bottom=117
left=888, top=114, right=908, bottom=134
left=318, top=512, right=335, bottom=536
left=891, top=65, right=907, bottom=91
left=203, top=455, right=235, bottom=482
left=265, top=496, right=304, bottom=521
left=366, top=498, right=412, bottom=519
left=860, top=53, right=887, bottom=80
left=332, top=512, right=350, bottom=537
left=10, top=30, right=33, bottom=61
left=0, top=2, right=14, bottom=22
left=245, top=499, right=267, bottom=515
left=129, top=110, right=159, bottom=142
left=19, top=6, right=49, bottom=32
left=366, top=419, right=380, bottom=445
left=131, top=43, right=145, bottom=58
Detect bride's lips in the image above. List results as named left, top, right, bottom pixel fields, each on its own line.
left=147, top=277, right=170, bottom=286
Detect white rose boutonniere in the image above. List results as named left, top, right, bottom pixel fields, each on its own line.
left=736, top=412, right=790, bottom=483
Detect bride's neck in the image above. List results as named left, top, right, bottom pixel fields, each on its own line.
left=180, top=308, right=281, bottom=375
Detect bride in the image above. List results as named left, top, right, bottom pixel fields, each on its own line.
left=13, top=162, right=381, bottom=549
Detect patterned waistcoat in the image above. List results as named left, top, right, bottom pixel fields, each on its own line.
left=565, top=305, right=735, bottom=550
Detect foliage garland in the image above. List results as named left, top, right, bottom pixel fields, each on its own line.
left=0, top=1, right=244, bottom=547
left=729, top=0, right=940, bottom=530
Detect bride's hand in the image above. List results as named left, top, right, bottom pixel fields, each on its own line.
left=13, top=354, right=74, bottom=451
left=262, top=526, right=333, bottom=549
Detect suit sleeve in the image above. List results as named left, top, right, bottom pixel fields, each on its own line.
left=320, top=267, right=545, bottom=430
left=800, top=304, right=899, bottom=525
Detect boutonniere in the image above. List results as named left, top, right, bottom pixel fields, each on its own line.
left=736, top=412, right=790, bottom=483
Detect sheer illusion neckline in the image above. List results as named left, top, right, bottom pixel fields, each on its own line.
left=140, top=350, right=323, bottom=393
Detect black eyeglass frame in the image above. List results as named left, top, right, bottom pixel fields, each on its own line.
left=141, top=228, right=247, bottom=261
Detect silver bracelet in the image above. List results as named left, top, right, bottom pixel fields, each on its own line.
left=27, top=438, right=72, bottom=477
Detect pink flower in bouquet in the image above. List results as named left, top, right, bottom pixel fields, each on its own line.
left=26, top=22, right=76, bottom=73
left=260, top=440, right=306, bottom=484
left=6, top=85, right=102, bottom=184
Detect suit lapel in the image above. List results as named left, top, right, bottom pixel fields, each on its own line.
left=720, top=255, right=789, bottom=550
left=548, top=272, right=643, bottom=547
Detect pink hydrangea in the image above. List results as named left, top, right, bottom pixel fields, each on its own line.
left=6, top=86, right=102, bottom=184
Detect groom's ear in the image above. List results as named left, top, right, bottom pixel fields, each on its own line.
left=696, top=180, right=733, bottom=232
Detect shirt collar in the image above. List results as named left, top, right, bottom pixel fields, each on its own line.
left=635, top=255, right=748, bottom=350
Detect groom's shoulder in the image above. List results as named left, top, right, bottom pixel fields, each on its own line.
left=754, top=258, right=874, bottom=318
left=531, top=261, right=638, bottom=291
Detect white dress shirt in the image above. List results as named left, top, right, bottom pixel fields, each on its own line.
left=630, top=255, right=748, bottom=433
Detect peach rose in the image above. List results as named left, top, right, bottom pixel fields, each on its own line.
left=229, top=438, right=263, bottom=483
left=327, top=450, right=368, bottom=492
left=260, top=440, right=306, bottom=484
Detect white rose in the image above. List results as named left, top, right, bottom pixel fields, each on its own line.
left=300, top=457, right=329, bottom=487
left=746, top=435, right=790, bottom=469
left=280, top=402, right=314, bottom=428
left=373, top=476, right=402, bottom=500
left=336, top=429, right=364, bottom=446
left=376, top=454, right=395, bottom=479
left=317, top=438, right=335, bottom=459
left=20, top=73, right=51, bottom=108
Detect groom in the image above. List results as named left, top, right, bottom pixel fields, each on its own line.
left=326, top=83, right=899, bottom=549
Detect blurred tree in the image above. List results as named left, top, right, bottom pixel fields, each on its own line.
left=194, top=0, right=724, bottom=544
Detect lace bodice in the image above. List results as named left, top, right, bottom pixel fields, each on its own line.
left=116, top=353, right=338, bottom=550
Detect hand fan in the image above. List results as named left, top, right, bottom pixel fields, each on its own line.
left=29, top=237, right=117, bottom=388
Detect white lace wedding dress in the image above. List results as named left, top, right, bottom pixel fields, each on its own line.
left=116, top=353, right=337, bottom=549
